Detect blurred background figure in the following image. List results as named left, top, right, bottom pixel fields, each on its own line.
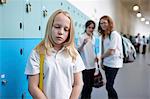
left=142, top=35, right=147, bottom=54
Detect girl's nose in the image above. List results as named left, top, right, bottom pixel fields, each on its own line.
left=58, top=28, right=64, bottom=35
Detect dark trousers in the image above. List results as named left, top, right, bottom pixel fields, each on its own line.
left=137, top=43, right=140, bottom=53
left=104, top=66, right=119, bottom=99
left=142, top=45, right=146, bottom=54
left=81, top=69, right=95, bottom=99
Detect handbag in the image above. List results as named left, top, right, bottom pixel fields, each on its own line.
left=93, top=61, right=104, bottom=88
left=39, top=54, right=45, bottom=91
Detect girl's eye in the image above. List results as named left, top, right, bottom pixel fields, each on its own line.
left=88, top=27, right=94, bottom=29
left=54, top=25, right=60, bottom=28
left=64, top=28, right=69, bottom=32
left=53, top=25, right=69, bottom=32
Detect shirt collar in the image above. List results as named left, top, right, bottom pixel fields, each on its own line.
left=51, top=46, right=66, bottom=53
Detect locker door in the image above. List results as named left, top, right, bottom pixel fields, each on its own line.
left=41, top=0, right=50, bottom=38
left=0, top=40, right=25, bottom=99
left=0, top=0, right=24, bottom=38
left=0, top=39, right=2, bottom=97
left=23, top=0, right=42, bottom=38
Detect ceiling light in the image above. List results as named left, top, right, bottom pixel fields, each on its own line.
left=133, top=5, right=140, bottom=11
left=136, top=12, right=142, bottom=18
left=140, top=17, right=145, bottom=21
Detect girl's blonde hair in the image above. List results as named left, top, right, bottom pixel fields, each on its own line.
left=35, top=9, right=77, bottom=61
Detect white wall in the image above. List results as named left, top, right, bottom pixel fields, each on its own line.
left=67, top=0, right=150, bottom=37
left=66, top=0, right=132, bottom=34
left=130, top=8, right=150, bottom=37
left=67, top=0, right=117, bottom=37
left=113, top=0, right=150, bottom=37
left=67, top=0, right=116, bottom=22
left=134, top=18, right=150, bottom=37
left=114, top=0, right=134, bottom=35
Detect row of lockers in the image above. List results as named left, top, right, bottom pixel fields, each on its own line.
left=0, top=0, right=90, bottom=98
left=0, top=0, right=89, bottom=38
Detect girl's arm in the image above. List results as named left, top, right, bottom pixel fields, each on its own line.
left=100, top=49, right=115, bottom=70
left=69, top=72, right=84, bottom=99
left=28, top=74, right=47, bottom=99
left=78, top=39, right=88, bottom=52
left=101, top=49, right=115, bottom=59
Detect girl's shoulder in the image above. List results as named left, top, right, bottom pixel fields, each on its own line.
left=80, top=32, right=86, bottom=37
left=30, top=49, right=40, bottom=59
left=111, top=30, right=120, bottom=35
left=111, top=31, right=121, bottom=37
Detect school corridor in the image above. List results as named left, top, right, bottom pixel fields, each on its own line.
left=92, top=52, right=150, bottom=99
left=0, top=0, right=150, bottom=99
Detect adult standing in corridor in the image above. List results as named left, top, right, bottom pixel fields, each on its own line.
left=98, top=15, right=123, bottom=99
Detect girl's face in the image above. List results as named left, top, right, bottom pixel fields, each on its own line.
left=52, top=13, right=70, bottom=47
left=86, top=23, right=95, bottom=36
left=100, top=19, right=109, bottom=31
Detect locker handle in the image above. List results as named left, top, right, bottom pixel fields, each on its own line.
left=60, top=2, right=63, bottom=6
left=39, top=26, right=41, bottom=31
left=43, top=9, right=48, bottom=17
left=26, top=3, right=31, bottom=13
left=1, top=80, right=7, bottom=86
left=21, top=92, right=26, bottom=99
left=20, top=22, right=22, bottom=29
left=20, top=48, right=23, bottom=55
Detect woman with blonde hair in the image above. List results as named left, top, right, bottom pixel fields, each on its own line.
left=25, top=9, right=85, bottom=99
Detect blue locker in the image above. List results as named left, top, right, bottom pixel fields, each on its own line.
left=0, top=39, right=41, bottom=99
left=0, top=40, right=2, bottom=97
left=0, top=39, right=27, bottom=99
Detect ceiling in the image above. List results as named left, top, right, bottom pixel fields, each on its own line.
left=120, top=0, right=150, bottom=19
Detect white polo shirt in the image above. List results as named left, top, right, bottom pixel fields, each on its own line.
left=78, top=33, right=97, bottom=69
left=103, top=31, right=123, bottom=68
left=25, top=48, right=85, bottom=99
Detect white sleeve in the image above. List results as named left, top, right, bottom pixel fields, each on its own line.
left=24, top=50, right=40, bottom=75
left=73, top=53, right=85, bottom=73
left=109, top=31, right=118, bottom=49
left=77, top=35, right=84, bottom=49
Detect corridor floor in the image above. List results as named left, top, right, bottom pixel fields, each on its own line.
left=92, top=52, right=150, bottom=99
